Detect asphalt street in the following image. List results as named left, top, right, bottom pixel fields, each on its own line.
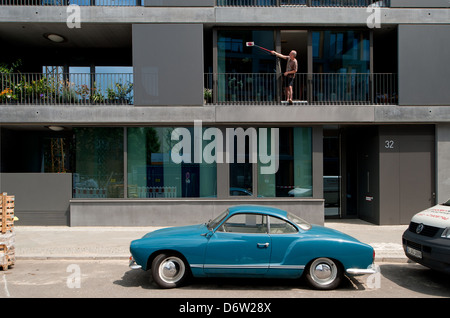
left=1, top=259, right=449, bottom=298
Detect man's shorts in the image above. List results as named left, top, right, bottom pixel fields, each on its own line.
left=285, top=76, right=295, bottom=88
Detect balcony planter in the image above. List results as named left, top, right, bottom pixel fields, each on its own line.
left=204, top=88, right=212, bottom=104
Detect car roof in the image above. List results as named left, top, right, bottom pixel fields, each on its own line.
left=228, top=205, right=288, bottom=218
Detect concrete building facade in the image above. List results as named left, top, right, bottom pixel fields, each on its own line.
left=1, top=0, right=449, bottom=226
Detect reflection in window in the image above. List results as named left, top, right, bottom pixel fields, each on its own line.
left=269, top=216, right=297, bottom=234
left=312, top=30, right=370, bottom=73
left=217, top=30, right=276, bottom=104
left=73, top=127, right=124, bottom=198
left=218, top=213, right=268, bottom=234
left=42, top=137, right=72, bottom=173
left=127, top=127, right=217, bottom=198
left=229, top=129, right=254, bottom=196
left=258, top=127, right=312, bottom=198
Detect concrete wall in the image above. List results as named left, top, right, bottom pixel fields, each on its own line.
left=398, top=25, right=450, bottom=106
left=70, top=199, right=325, bottom=226
left=0, top=173, right=72, bottom=225
left=133, top=24, right=204, bottom=106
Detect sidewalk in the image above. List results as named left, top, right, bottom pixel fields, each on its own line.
left=12, top=219, right=409, bottom=262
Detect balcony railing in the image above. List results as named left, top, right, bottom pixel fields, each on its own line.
left=1, top=72, right=396, bottom=106
left=0, top=72, right=133, bottom=105
left=0, top=0, right=141, bottom=5
left=216, top=0, right=389, bottom=7
left=0, top=0, right=389, bottom=6
left=205, top=73, right=398, bottom=105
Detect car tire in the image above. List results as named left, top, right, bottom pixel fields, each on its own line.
left=151, top=253, right=190, bottom=289
left=305, top=257, right=342, bottom=290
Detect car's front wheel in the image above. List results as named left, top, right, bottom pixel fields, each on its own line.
left=305, top=257, right=342, bottom=290
left=151, top=253, right=189, bottom=288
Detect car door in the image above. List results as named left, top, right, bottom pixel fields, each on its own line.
left=267, top=216, right=304, bottom=277
left=203, top=213, right=271, bottom=276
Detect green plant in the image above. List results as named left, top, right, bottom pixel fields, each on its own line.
left=107, top=82, right=133, bottom=104
left=0, top=88, right=17, bottom=101
left=90, top=82, right=105, bottom=104
left=1, top=59, right=22, bottom=102
left=204, top=88, right=212, bottom=101
left=0, top=59, right=22, bottom=74
left=75, top=84, right=90, bottom=102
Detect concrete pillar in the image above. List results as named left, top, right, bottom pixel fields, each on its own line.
left=436, top=124, right=450, bottom=204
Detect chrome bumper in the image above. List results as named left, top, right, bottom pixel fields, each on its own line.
left=346, top=264, right=377, bottom=276
left=129, top=256, right=142, bottom=270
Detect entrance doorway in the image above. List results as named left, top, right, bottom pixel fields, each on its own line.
left=326, top=125, right=436, bottom=224
left=280, top=30, right=308, bottom=102
left=323, top=127, right=341, bottom=217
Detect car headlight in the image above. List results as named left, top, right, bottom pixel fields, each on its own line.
left=441, top=227, right=450, bottom=239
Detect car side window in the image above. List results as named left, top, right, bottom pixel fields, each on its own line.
left=269, top=216, right=298, bottom=234
left=218, top=213, right=268, bottom=234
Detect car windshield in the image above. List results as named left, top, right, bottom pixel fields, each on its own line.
left=286, top=212, right=311, bottom=231
left=207, top=210, right=229, bottom=230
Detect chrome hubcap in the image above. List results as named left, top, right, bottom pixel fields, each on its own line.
left=310, top=258, right=337, bottom=286
left=159, top=257, right=185, bottom=284
left=313, top=263, right=332, bottom=280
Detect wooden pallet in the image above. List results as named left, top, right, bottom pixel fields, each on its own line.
left=0, top=244, right=15, bottom=271
left=0, top=193, right=14, bottom=234
left=0, top=193, right=15, bottom=270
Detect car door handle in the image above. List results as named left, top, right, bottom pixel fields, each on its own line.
left=257, top=243, right=269, bottom=248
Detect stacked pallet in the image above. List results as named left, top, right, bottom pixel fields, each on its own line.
left=0, top=193, right=15, bottom=271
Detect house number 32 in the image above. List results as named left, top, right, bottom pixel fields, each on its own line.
left=384, top=140, right=395, bottom=149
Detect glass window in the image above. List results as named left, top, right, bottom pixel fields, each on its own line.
left=95, top=67, right=134, bottom=105
left=258, top=127, right=312, bottom=198
left=312, top=30, right=370, bottom=104
left=312, top=30, right=370, bottom=73
left=127, top=127, right=217, bottom=198
left=230, top=163, right=253, bottom=196
left=269, top=216, right=297, bottom=234
left=73, top=127, right=124, bottom=198
left=287, top=212, right=311, bottom=231
left=208, top=210, right=229, bottom=230
left=42, top=137, right=73, bottom=173
left=218, top=213, right=268, bottom=234
left=229, top=127, right=255, bottom=196
left=217, top=30, right=276, bottom=103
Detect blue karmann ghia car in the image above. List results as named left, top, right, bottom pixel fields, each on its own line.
left=129, top=205, right=375, bottom=290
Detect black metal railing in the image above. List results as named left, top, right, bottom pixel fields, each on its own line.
left=1, top=72, right=396, bottom=106
left=216, top=0, right=389, bottom=7
left=0, top=0, right=141, bottom=5
left=0, top=0, right=389, bottom=6
left=204, top=73, right=397, bottom=105
left=0, top=72, right=133, bottom=105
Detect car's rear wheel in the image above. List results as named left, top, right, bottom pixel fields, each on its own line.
left=305, top=257, right=342, bottom=290
left=151, top=253, right=189, bottom=289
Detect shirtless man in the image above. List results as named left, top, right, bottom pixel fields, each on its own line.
left=271, top=50, right=298, bottom=105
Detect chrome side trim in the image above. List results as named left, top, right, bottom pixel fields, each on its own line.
left=204, top=264, right=268, bottom=269
left=269, top=265, right=305, bottom=270
left=191, top=264, right=305, bottom=270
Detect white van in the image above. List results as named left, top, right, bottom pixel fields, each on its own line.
left=402, top=199, right=450, bottom=274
